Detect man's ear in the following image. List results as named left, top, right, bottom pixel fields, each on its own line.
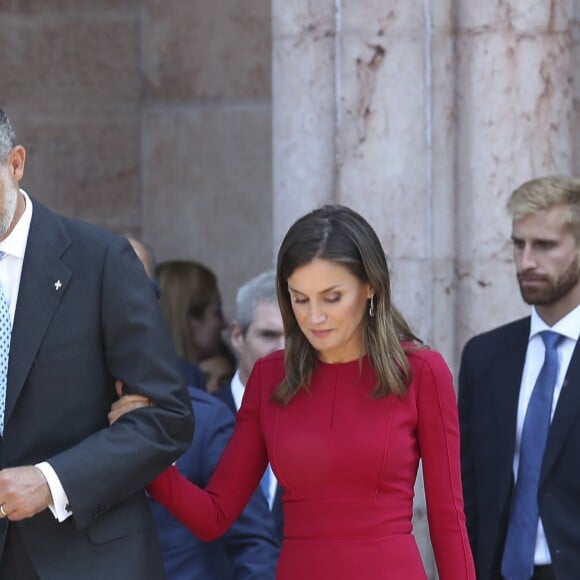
left=7, top=145, right=26, bottom=182
left=230, top=320, right=244, bottom=355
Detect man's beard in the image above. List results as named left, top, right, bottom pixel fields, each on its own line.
left=0, top=169, right=18, bottom=239
left=517, top=259, right=580, bottom=306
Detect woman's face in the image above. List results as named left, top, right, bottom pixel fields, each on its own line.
left=286, top=258, right=372, bottom=363
left=189, top=290, right=227, bottom=362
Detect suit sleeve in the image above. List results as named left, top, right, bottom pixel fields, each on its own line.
left=148, top=359, right=270, bottom=541
left=416, top=350, right=476, bottom=580
left=48, top=236, right=194, bottom=529
left=457, top=338, right=479, bottom=560
left=191, top=398, right=279, bottom=579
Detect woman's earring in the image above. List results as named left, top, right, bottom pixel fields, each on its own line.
left=369, top=295, right=376, bottom=317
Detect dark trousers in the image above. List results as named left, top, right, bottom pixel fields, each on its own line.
left=0, top=523, right=40, bottom=579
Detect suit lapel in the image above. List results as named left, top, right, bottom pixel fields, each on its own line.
left=541, top=342, right=580, bottom=485
left=5, top=200, right=71, bottom=425
left=493, top=319, right=530, bottom=506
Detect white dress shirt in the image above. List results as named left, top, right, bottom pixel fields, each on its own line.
left=231, top=369, right=277, bottom=509
left=0, top=190, right=71, bottom=522
left=513, top=304, right=580, bottom=564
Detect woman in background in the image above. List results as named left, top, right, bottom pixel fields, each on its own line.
left=113, top=205, right=475, bottom=579
left=156, top=260, right=227, bottom=387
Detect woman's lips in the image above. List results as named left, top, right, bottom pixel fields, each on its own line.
left=310, top=329, right=333, bottom=338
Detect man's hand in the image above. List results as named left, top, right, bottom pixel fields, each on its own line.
left=108, top=380, right=154, bottom=425
left=0, top=466, right=52, bottom=520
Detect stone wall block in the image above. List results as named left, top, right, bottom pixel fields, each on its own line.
left=143, top=0, right=271, bottom=99
left=272, top=0, right=334, bottom=38
left=455, top=29, right=574, bottom=262
left=0, top=12, right=140, bottom=106
left=273, top=36, right=336, bottom=245
left=14, top=110, right=141, bottom=234
left=142, top=106, right=273, bottom=316
left=337, top=30, right=429, bottom=259
left=457, top=0, right=573, bottom=31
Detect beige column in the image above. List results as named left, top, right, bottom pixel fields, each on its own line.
left=273, top=1, right=456, bottom=357
left=455, top=0, right=575, bottom=360
left=272, top=1, right=338, bottom=244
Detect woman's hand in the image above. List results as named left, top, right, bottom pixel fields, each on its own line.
left=108, top=380, right=154, bottom=425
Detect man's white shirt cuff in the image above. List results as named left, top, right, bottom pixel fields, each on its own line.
left=35, top=462, right=72, bottom=522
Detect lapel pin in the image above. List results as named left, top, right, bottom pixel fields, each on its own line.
left=54, top=280, right=62, bottom=291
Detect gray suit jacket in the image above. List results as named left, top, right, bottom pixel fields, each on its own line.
left=0, top=198, right=194, bottom=579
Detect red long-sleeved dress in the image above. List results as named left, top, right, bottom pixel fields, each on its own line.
left=148, top=348, right=475, bottom=579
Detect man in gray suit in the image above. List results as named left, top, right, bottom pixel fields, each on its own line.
left=0, top=109, right=194, bottom=578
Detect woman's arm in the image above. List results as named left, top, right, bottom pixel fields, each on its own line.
left=416, top=350, right=476, bottom=580
left=110, top=364, right=271, bottom=542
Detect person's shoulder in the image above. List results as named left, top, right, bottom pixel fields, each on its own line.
left=464, top=316, right=530, bottom=352
left=189, top=386, right=235, bottom=433
left=405, top=345, right=450, bottom=376
left=190, top=386, right=233, bottom=413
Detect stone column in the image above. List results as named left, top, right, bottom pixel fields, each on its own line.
left=273, top=1, right=456, bottom=356
left=272, top=1, right=338, bottom=245
left=454, top=0, right=575, bottom=361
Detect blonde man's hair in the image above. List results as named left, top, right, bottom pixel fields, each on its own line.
left=508, top=176, right=580, bottom=241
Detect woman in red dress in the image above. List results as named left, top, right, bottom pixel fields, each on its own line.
left=112, top=205, right=475, bottom=579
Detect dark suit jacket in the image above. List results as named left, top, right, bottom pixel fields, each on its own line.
left=0, top=198, right=194, bottom=579
left=151, top=386, right=279, bottom=579
left=458, top=316, right=580, bottom=579
left=214, top=383, right=284, bottom=544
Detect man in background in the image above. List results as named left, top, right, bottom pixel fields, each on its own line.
left=215, top=270, right=285, bottom=542
left=459, top=176, right=580, bottom=579
left=0, top=109, right=193, bottom=579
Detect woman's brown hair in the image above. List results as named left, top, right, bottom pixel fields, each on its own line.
left=274, top=205, right=420, bottom=404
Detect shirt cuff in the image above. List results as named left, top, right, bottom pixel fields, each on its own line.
left=35, top=462, right=72, bottom=522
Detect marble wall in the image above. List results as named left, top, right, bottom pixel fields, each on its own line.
left=141, top=0, right=273, bottom=316
left=273, top=0, right=577, bottom=370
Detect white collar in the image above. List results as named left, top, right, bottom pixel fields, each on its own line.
left=231, top=369, right=245, bottom=411
left=530, top=304, right=580, bottom=343
left=0, top=189, right=33, bottom=259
